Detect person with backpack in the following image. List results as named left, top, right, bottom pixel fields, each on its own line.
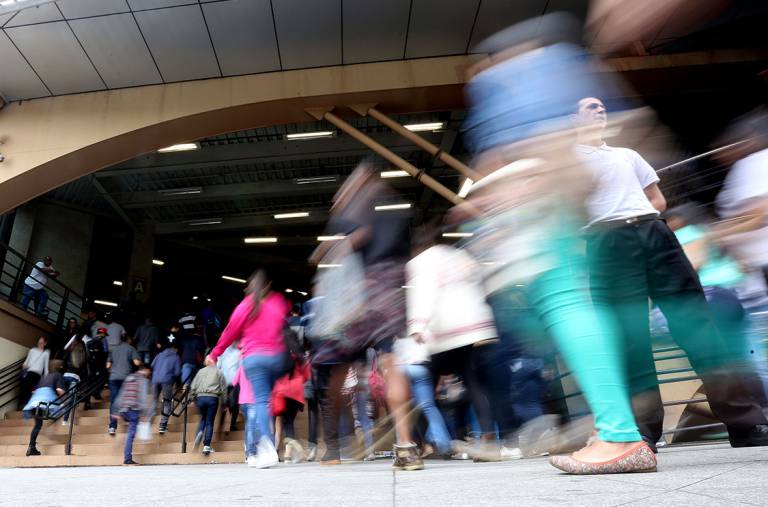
left=61, top=331, right=88, bottom=425
left=84, top=327, right=108, bottom=405
left=189, top=363, right=227, bottom=456
left=150, top=338, right=181, bottom=435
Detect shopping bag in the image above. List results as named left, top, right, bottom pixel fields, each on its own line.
left=309, top=243, right=366, bottom=338
left=137, top=421, right=152, bottom=441
left=217, top=342, right=240, bottom=385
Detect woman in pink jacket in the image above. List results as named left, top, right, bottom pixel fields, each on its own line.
left=206, top=270, right=290, bottom=468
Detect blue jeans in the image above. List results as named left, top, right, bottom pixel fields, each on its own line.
left=181, top=363, right=198, bottom=385
left=403, top=364, right=452, bottom=454
left=122, top=409, right=140, bottom=461
left=139, top=351, right=152, bottom=366
left=108, top=379, right=124, bottom=430
left=352, top=389, right=374, bottom=451
left=21, top=285, right=48, bottom=316
left=196, top=396, right=219, bottom=447
left=242, top=353, right=285, bottom=456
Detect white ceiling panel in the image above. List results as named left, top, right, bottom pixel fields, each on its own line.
left=202, top=0, right=280, bottom=76
left=57, top=0, right=130, bottom=19
left=405, top=0, right=480, bottom=58
left=468, top=0, right=547, bottom=51
left=5, top=22, right=105, bottom=95
left=343, top=0, right=410, bottom=64
left=5, top=3, right=63, bottom=27
left=134, top=5, right=220, bottom=82
left=272, top=0, right=341, bottom=70
left=69, top=13, right=162, bottom=88
left=0, top=32, right=50, bottom=100
left=127, top=0, right=196, bottom=10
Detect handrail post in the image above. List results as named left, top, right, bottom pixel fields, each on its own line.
left=65, top=381, right=78, bottom=456
left=181, top=390, right=188, bottom=453
left=55, top=288, right=70, bottom=330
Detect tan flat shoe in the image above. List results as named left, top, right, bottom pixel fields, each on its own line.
left=549, top=441, right=657, bottom=475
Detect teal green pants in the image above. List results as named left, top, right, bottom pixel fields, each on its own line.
left=527, top=257, right=642, bottom=443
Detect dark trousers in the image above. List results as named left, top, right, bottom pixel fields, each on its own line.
left=307, top=395, right=319, bottom=445
left=587, top=219, right=767, bottom=443
left=227, top=385, right=240, bottom=431
left=108, top=379, right=124, bottom=430
left=196, top=396, right=218, bottom=446
left=315, top=363, right=353, bottom=461
left=19, top=371, right=41, bottom=409
left=153, top=382, right=173, bottom=426
left=28, top=416, right=44, bottom=449
left=282, top=398, right=303, bottom=440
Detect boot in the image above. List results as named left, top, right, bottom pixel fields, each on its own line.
left=26, top=447, right=41, bottom=456
left=392, top=443, right=424, bottom=471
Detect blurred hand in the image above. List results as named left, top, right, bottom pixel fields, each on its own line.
left=204, top=355, right=216, bottom=367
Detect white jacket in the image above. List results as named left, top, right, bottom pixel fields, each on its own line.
left=406, top=245, right=497, bottom=355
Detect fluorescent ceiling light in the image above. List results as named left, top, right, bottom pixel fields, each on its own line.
left=286, top=131, right=334, bottom=140
left=157, top=143, right=200, bottom=153
left=94, top=299, right=118, bottom=308
left=0, top=1, right=57, bottom=15
left=207, top=298, right=212, bottom=302
left=192, top=296, right=199, bottom=300
left=380, top=170, right=410, bottom=178
left=152, top=259, right=165, bottom=266
left=295, top=176, right=338, bottom=185
left=187, top=218, right=222, bottom=226
left=404, top=122, right=445, bottom=132
left=298, top=291, right=308, bottom=296
left=222, top=275, right=247, bottom=284
left=112, top=281, right=123, bottom=286
left=401, top=285, right=414, bottom=289
left=244, top=237, right=278, bottom=244
left=442, top=232, right=474, bottom=238
left=375, top=203, right=411, bottom=211
left=158, top=187, right=202, bottom=196
left=318, top=264, right=342, bottom=269
left=285, top=288, right=294, bottom=293
left=274, top=212, right=309, bottom=219
left=317, top=235, right=346, bottom=242
left=458, top=178, right=473, bottom=198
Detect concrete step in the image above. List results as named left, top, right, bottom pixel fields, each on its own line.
left=0, top=417, right=229, bottom=435
left=0, top=411, right=206, bottom=427
left=0, top=451, right=245, bottom=467
left=0, top=429, right=246, bottom=445
left=0, top=439, right=248, bottom=456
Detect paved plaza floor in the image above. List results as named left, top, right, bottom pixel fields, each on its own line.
left=2, top=442, right=767, bottom=506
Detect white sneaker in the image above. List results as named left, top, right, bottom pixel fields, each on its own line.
left=202, top=445, right=214, bottom=456
left=61, top=420, right=69, bottom=426
left=253, top=437, right=279, bottom=469
left=246, top=455, right=260, bottom=467
left=108, top=427, right=116, bottom=436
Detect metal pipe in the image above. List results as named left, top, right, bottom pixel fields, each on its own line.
left=363, top=107, right=482, bottom=182
left=657, top=139, right=751, bottom=174
left=310, top=109, right=464, bottom=206
left=181, top=390, right=188, bottom=453
left=65, top=381, right=78, bottom=456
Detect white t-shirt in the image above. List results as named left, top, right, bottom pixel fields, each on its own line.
left=24, top=261, right=50, bottom=290
left=577, top=143, right=660, bottom=225
left=716, top=148, right=768, bottom=268
left=105, top=322, right=126, bottom=349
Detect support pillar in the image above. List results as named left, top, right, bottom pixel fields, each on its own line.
left=122, top=225, right=154, bottom=305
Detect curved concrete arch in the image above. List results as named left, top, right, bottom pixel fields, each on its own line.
left=0, top=55, right=476, bottom=214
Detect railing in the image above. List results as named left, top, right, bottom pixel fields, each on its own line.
left=35, top=372, right=105, bottom=455
left=0, top=358, right=24, bottom=410
left=162, top=385, right=191, bottom=453
left=0, top=240, right=84, bottom=329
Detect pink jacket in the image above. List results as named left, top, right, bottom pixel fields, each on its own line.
left=232, top=365, right=255, bottom=405
left=210, top=292, right=290, bottom=361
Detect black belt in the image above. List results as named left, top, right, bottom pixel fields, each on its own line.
left=589, top=213, right=659, bottom=231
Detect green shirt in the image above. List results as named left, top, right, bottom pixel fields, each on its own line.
left=675, top=225, right=744, bottom=288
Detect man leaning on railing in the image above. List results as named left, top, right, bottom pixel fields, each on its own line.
left=20, top=256, right=60, bottom=317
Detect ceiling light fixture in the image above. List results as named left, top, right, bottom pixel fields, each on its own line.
left=380, top=170, right=410, bottom=178
left=404, top=122, right=445, bottom=132
left=186, top=218, right=223, bottom=226
left=318, top=264, right=342, bottom=269
left=285, top=288, right=294, bottom=293
left=244, top=237, right=278, bottom=244
left=375, top=203, right=411, bottom=211
left=298, top=291, right=308, bottom=296
left=222, top=275, right=247, bottom=284
left=158, top=187, right=203, bottom=196
left=295, top=176, right=338, bottom=185
left=94, top=299, right=118, bottom=307
left=458, top=178, right=473, bottom=198
left=317, top=235, right=346, bottom=242
left=442, top=232, right=474, bottom=238
left=274, top=212, right=309, bottom=219
left=192, top=296, right=199, bottom=300
left=112, top=280, right=123, bottom=286
left=0, top=1, right=57, bottom=15
left=157, top=142, right=200, bottom=153
left=152, top=259, right=165, bottom=266
left=286, top=131, right=334, bottom=140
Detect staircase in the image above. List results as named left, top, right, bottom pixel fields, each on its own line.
left=0, top=390, right=247, bottom=467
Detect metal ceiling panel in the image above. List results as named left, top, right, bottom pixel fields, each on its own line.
left=405, top=0, right=480, bottom=58
left=343, top=0, right=410, bottom=64
left=134, top=5, right=220, bottom=82
left=69, top=13, right=162, bottom=88
left=0, top=12, right=15, bottom=26
left=127, top=0, right=194, bottom=10
left=202, top=0, right=280, bottom=76
left=0, top=32, right=50, bottom=100
left=57, top=0, right=130, bottom=19
left=5, top=22, right=105, bottom=95
left=5, top=3, right=63, bottom=27
left=272, top=0, right=341, bottom=70
left=468, top=0, right=547, bottom=51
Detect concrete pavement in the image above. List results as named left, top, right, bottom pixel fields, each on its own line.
left=2, top=442, right=767, bottom=506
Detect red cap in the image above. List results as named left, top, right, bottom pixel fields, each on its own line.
left=97, top=327, right=108, bottom=334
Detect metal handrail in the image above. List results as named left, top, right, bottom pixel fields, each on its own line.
left=161, top=385, right=191, bottom=453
